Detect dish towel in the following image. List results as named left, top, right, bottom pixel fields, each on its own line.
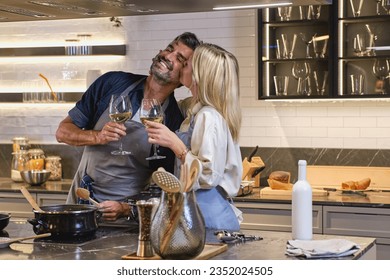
left=286, top=239, right=360, bottom=259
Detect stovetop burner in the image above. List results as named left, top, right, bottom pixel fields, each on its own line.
left=32, top=223, right=137, bottom=246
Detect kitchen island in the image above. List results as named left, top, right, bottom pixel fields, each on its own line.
left=0, top=219, right=375, bottom=260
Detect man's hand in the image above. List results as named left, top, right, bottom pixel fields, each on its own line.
left=98, top=200, right=129, bottom=221
left=96, top=121, right=126, bottom=145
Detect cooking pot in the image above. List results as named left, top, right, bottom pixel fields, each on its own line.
left=28, top=204, right=99, bottom=239
left=0, top=213, right=10, bottom=231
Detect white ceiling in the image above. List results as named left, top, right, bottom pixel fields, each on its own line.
left=0, top=0, right=332, bottom=22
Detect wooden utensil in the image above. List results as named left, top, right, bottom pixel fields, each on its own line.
left=0, top=233, right=51, bottom=249
left=20, top=186, right=43, bottom=212
left=76, top=188, right=100, bottom=206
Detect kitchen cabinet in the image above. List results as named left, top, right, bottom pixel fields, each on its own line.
left=323, top=205, right=390, bottom=260
left=235, top=201, right=323, bottom=233
left=258, top=1, right=390, bottom=100
left=258, top=4, right=334, bottom=99
left=338, top=0, right=390, bottom=96
left=0, top=190, right=67, bottom=219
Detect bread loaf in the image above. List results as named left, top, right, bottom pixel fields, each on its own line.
left=341, top=178, right=371, bottom=190
left=269, top=171, right=291, bottom=183
left=267, top=179, right=293, bottom=190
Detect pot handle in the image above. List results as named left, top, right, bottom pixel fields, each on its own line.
left=27, top=218, right=48, bottom=235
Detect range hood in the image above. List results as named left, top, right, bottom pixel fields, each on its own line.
left=0, top=0, right=332, bottom=22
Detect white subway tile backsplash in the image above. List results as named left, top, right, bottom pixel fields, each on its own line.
left=1, top=11, right=390, bottom=149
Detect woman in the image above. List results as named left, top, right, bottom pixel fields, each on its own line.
left=145, top=43, right=243, bottom=231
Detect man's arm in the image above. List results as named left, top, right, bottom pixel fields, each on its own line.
left=56, top=116, right=125, bottom=146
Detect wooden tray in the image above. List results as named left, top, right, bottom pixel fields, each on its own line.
left=122, top=243, right=228, bottom=260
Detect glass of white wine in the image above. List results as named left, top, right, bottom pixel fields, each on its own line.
left=108, top=95, right=133, bottom=155
left=140, top=98, right=166, bottom=160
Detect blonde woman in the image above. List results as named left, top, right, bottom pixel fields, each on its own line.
left=145, top=43, right=243, bottom=231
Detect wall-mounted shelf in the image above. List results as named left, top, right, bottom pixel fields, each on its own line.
left=0, top=45, right=126, bottom=56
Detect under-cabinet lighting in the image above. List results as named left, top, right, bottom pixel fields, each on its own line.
left=0, top=55, right=124, bottom=63
left=213, top=2, right=292, bottom=10
left=0, top=40, right=125, bottom=48
left=264, top=98, right=390, bottom=103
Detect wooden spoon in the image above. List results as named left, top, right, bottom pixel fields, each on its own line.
left=20, top=186, right=43, bottom=212
left=184, top=158, right=201, bottom=192
left=76, top=188, right=99, bottom=206
left=0, top=233, right=51, bottom=249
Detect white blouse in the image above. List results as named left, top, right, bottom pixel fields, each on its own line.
left=184, top=104, right=243, bottom=197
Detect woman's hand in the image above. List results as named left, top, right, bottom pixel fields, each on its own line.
left=145, top=120, right=188, bottom=160
left=144, top=121, right=177, bottom=148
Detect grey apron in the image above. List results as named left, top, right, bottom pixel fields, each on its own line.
left=67, top=79, right=152, bottom=204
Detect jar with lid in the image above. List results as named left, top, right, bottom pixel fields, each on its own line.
left=12, top=137, right=29, bottom=152
left=45, top=156, right=62, bottom=181
left=11, top=150, right=29, bottom=182
left=27, top=149, right=45, bottom=170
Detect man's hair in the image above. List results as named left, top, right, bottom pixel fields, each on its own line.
left=173, top=32, right=202, bottom=51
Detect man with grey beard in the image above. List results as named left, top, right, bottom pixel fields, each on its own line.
left=56, top=32, right=201, bottom=221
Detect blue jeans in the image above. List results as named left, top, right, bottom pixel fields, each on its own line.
left=195, top=187, right=240, bottom=231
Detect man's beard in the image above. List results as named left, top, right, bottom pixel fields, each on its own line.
left=150, top=54, right=176, bottom=84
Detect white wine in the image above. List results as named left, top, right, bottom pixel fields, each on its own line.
left=109, top=112, right=132, bottom=123
left=140, top=116, right=164, bottom=126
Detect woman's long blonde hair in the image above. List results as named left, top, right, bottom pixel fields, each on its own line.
left=191, top=43, right=241, bottom=141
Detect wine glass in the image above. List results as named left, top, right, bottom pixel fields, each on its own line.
left=292, top=61, right=311, bottom=95
left=140, top=98, right=166, bottom=160
left=372, top=59, right=390, bottom=94
left=109, top=95, right=133, bottom=155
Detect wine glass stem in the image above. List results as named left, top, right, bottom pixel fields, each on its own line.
left=306, top=44, right=311, bottom=58
left=119, top=140, right=123, bottom=152
left=153, top=144, right=158, bottom=156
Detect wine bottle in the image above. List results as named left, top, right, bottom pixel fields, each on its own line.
left=292, top=160, right=313, bottom=240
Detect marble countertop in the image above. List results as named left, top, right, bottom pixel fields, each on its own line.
left=1, top=177, right=390, bottom=208
left=0, top=219, right=375, bottom=260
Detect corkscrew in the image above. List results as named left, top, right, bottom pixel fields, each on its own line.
left=214, top=230, right=263, bottom=243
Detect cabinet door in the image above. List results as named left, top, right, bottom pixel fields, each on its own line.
left=338, top=0, right=390, bottom=96
left=0, top=192, right=35, bottom=218
left=235, top=201, right=322, bottom=233
left=36, top=193, right=67, bottom=206
left=259, top=5, right=333, bottom=99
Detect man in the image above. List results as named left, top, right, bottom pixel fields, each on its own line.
left=56, top=32, right=201, bottom=221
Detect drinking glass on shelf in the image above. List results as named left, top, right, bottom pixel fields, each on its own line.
left=299, top=32, right=316, bottom=58
left=372, top=59, right=390, bottom=94
left=273, top=76, right=289, bottom=96
left=313, top=71, right=328, bottom=95
left=312, top=35, right=328, bottom=58
left=350, top=74, right=365, bottom=95
left=292, top=61, right=311, bottom=95
left=277, top=6, right=292, bottom=21
left=108, top=95, right=133, bottom=155
left=353, top=33, right=366, bottom=57
left=381, top=0, right=390, bottom=14
left=140, top=98, right=166, bottom=160
left=309, top=5, right=322, bottom=19
left=350, top=0, right=364, bottom=17
left=281, top=33, right=297, bottom=59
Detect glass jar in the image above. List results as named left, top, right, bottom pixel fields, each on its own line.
left=27, top=149, right=45, bottom=170
left=45, top=156, right=62, bottom=181
left=12, top=137, right=29, bottom=152
left=11, top=150, right=29, bottom=182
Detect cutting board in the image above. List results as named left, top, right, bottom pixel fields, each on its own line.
left=121, top=243, right=227, bottom=260
left=260, top=187, right=328, bottom=197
